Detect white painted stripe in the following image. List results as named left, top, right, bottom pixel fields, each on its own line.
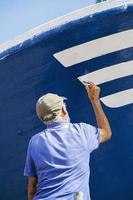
left=0, top=0, right=132, bottom=54
left=54, top=30, right=133, bottom=67
left=100, top=89, right=133, bottom=108
left=78, top=60, right=133, bottom=85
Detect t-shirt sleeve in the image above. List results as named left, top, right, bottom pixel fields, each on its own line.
left=81, top=123, right=100, bottom=153
left=24, top=139, right=37, bottom=177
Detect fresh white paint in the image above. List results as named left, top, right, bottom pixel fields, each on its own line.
left=100, top=89, right=133, bottom=108
left=78, top=60, right=133, bottom=85
left=78, top=60, right=133, bottom=108
left=0, top=0, right=132, bottom=56
left=54, top=30, right=133, bottom=67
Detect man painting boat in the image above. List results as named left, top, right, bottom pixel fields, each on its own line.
left=24, top=82, right=112, bottom=200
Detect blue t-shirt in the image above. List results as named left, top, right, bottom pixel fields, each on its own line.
left=24, top=121, right=100, bottom=200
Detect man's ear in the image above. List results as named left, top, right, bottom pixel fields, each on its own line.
left=62, top=106, right=67, bottom=116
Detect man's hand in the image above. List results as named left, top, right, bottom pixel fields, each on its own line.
left=84, top=81, right=100, bottom=101
left=84, top=81, right=112, bottom=143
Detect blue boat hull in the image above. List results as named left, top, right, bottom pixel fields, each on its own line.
left=0, top=1, right=133, bottom=199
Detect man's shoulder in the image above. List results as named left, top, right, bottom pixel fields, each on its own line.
left=70, top=122, right=95, bottom=134
left=70, top=122, right=87, bottom=128
left=30, top=130, right=45, bottom=142
left=69, top=122, right=88, bottom=133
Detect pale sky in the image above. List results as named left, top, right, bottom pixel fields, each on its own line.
left=0, top=0, right=95, bottom=45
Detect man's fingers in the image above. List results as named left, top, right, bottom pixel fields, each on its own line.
left=83, top=81, right=95, bottom=86
left=83, top=81, right=100, bottom=93
left=84, top=82, right=96, bottom=90
left=86, top=84, right=93, bottom=88
left=83, top=81, right=96, bottom=89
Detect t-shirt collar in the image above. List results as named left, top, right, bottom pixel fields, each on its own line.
left=47, top=120, right=68, bottom=128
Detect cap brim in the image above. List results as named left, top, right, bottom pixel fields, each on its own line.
left=60, top=96, right=67, bottom=100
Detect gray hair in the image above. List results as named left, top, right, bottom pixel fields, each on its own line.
left=42, top=103, right=67, bottom=125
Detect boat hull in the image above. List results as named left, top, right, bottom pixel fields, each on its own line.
left=0, top=1, right=133, bottom=199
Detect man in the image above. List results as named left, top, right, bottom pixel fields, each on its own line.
left=24, top=82, right=112, bottom=200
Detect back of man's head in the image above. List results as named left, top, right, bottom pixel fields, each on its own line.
left=36, top=93, right=67, bottom=124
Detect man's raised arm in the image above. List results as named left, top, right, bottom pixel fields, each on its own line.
left=84, top=81, right=112, bottom=143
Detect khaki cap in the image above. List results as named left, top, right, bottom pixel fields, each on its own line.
left=36, top=93, right=67, bottom=122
